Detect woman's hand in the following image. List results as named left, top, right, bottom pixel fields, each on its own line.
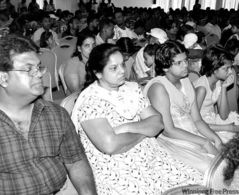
left=222, top=74, right=234, bottom=88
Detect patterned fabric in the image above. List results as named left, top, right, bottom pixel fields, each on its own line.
left=72, top=81, right=203, bottom=195
left=144, top=76, right=214, bottom=173
left=0, top=99, right=85, bottom=195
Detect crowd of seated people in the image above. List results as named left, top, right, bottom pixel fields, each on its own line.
left=1, top=0, right=239, bottom=194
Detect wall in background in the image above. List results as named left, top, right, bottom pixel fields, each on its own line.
left=10, top=0, right=239, bottom=13
left=11, top=0, right=79, bottom=13
left=111, top=0, right=154, bottom=8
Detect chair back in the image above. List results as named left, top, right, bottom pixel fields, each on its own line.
left=58, top=64, right=68, bottom=95
left=162, top=184, right=208, bottom=195
left=42, top=71, right=53, bottom=101
left=39, top=48, right=59, bottom=90
left=60, top=91, right=80, bottom=115
left=52, top=43, right=76, bottom=74
left=59, top=36, right=77, bottom=45
left=204, top=153, right=239, bottom=190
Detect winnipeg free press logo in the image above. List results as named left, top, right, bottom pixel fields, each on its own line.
left=182, top=188, right=239, bottom=194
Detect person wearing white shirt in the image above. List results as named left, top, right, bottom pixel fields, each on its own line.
left=134, top=28, right=168, bottom=80
left=95, top=18, right=115, bottom=45
left=113, top=9, right=138, bottom=41
left=32, top=15, right=59, bottom=47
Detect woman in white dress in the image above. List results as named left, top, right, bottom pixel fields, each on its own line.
left=143, top=40, right=222, bottom=174
left=71, top=43, right=203, bottom=195
left=194, top=46, right=239, bottom=143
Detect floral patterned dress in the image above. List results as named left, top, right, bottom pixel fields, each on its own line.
left=71, top=81, right=203, bottom=195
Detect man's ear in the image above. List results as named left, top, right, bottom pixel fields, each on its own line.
left=0, top=72, right=9, bottom=88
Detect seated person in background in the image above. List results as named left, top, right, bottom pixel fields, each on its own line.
left=143, top=40, right=222, bottom=173
left=95, top=18, right=115, bottom=45
left=141, top=44, right=159, bottom=84
left=176, top=24, right=194, bottom=43
left=64, top=33, right=95, bottom=93
left=32, top=15, right=59, bottom=47
left=116, top=37, right=137, bottom=81
left=0, top=34, right=97, bottom=195
left=187, top=48, right=204, bottom=83
left=39, top=30, right=57, bottom=49
left=80, top=13, right=99, bottom=36
left=225, top=39, right=239, bottom=67
left=194, top=46, right=239, bottom=143
left=61, top=17, right=80, bottom=38
left=71, top=43, right=204, bottom=195
left=134, top=28, right=168, bottom=82
left=113, top=9, right=138, bottom=41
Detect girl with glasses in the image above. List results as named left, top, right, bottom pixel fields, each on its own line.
left=144, top=40, right=222, bottom=174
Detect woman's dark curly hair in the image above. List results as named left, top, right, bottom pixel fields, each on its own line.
left=154, top=40, right=187, bottom=76
left=222, top=133, right=239, bottom=182
left=200, top=45, right=233, bottom=77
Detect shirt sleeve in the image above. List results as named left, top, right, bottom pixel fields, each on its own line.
left=60, top=108, right=87, bottom=164
left=77, top=96, right=108, bottom=123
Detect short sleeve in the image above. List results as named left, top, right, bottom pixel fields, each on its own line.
left=136, top=84, right=150, bottom=114
left=77, top=96, right=109, bottom=123
left=60, top=108, right=86, bottom=164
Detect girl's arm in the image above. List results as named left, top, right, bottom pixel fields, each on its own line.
left=190, top=93, right=222, bottom=150
left=195, top=86, right=207, bottom=110
left=209, top=123, right=239, bottom=132
left=217, top=74, right=234, bottom=119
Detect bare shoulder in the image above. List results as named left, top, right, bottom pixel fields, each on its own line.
left=147, top=82, right=168, bottom=98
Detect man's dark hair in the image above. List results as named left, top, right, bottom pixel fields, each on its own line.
left=0, top=34, right=39, bottom=71
left=99, top=18, right=114, bottom=32
left=87, top=13, right=99, bottom=25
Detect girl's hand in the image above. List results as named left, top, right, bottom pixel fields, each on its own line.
left=203, top=140, right=219, bottom=155
left=222, top=74, right=234, bottom=88
left=214, top=138, right=223, bottom=151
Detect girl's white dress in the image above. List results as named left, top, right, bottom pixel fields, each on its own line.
left=144, top=76, right=215, bottom=173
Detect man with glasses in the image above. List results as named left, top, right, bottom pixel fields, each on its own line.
left=0, top=34, right=97, bottom=195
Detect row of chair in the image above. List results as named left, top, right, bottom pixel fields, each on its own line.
left=39, top=36, right=77, bottom=101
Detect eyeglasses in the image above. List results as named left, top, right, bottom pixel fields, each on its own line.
left=172, top=59, right=189, bottom=66
left=8, top=66, right=47, bottom=77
